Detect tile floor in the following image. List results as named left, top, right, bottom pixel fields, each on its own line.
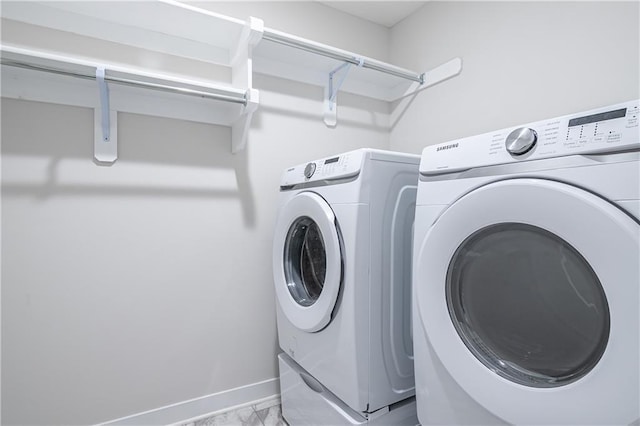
left=181, top=397, right=287, bottom=426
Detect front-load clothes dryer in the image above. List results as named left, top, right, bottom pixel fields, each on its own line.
left=273, top=149, right=419, bottom=424
left=412, top=100, right=639, bottom=425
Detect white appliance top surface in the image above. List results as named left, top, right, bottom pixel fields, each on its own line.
left=281, top=148, right=419, bottom=187
left=420, top=100, right=639, bottom=175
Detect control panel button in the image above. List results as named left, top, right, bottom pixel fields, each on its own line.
left=506, top=127, right=538, bottom=156
left=304, top=162, right=316, bottom=179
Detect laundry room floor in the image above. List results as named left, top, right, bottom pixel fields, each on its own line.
left=181, top=396, right=287, bottom=426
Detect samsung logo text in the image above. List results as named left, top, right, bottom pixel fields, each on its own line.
left=436, top=143, right=459, bottom=152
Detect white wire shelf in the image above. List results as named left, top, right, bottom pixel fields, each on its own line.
left=1, top=1, right=462, bottom=149
left=1, top=0, right=247, bottom=66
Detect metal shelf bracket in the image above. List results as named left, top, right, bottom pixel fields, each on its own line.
left=231, top=16, right=263, bottom=153
left=392, top=57, right=463, bottom=102
left=390, top=57, right=464, bottom=128
left=94, top=67, right=118, bottom=165
left=323, top=57, right=363, bottom=127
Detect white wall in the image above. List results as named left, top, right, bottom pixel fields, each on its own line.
left=0, top=3, right=390, bottom=424
left=389, top=1, right=640, bottom=152
left=4, top=1, right=639, bottom=424
left=192, top=1, right=390, bottom=61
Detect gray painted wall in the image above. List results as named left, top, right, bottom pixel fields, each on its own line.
left=3, top=1, right=638, bottom=424
left=389, top=1, right=639, bottom=152
left=0, top=2, right=390, bottom=424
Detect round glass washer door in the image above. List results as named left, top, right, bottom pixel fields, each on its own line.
left=414, top=178, right=639, bottom=425
left=273, top=191, right=342, bottom=332
left=283, top=216, right=327, bottom=307
left=447, top=222, right=610, bottom=388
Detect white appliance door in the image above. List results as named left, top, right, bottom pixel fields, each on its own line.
left=415, top=178, right=639, bottom=425
left=273, top=191, right=342, bottom=333
left=382, top=185, right=417, bottom=393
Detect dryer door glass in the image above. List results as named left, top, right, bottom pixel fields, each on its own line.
left=284, top=216, right=326, bottom=307
left=446, top=223, right=610, bottom=388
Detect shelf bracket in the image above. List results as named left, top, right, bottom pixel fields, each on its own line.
left=390, top=57, right=463, bottom=129
left=231, top=16, right=263, bottom=153
left=323, top=57, right=363, bottom=127
left=232, top=88, right=259, bottom=154
left=94, top=66, right=117, bottom=165
left=392, top=57, right=463, bottom=102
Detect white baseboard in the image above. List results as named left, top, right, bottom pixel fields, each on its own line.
left=99, top=378, right=280, bottom=426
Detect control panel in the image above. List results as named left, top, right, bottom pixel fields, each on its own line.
left=280, top=150, right=364, bottom=187
left=420, top=100, right=639, bottom=174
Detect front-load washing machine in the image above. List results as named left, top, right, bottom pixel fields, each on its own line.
left=412, top=100, right=639, bottom=425
left=273, top=149, right=419, bottom=424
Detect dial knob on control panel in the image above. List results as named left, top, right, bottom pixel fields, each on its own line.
left=505, top=127, right=538, bottom=156
left=304, top=162, right=316, bottom=179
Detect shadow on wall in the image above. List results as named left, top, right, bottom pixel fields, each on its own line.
left=253, top=71, right=455, bottom=135
left=1, top=98, right=257, bottom=227
left=253, top=73, right=391, bottom=133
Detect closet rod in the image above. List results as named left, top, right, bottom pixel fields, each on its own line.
left=262, top=28, right=424, bottom=84
left=1, top=59, right=248, bottom=105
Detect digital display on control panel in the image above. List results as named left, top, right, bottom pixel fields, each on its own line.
left=324, top=157, right=339, bottom=164
left=568, top=108, right=627, bottom=127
